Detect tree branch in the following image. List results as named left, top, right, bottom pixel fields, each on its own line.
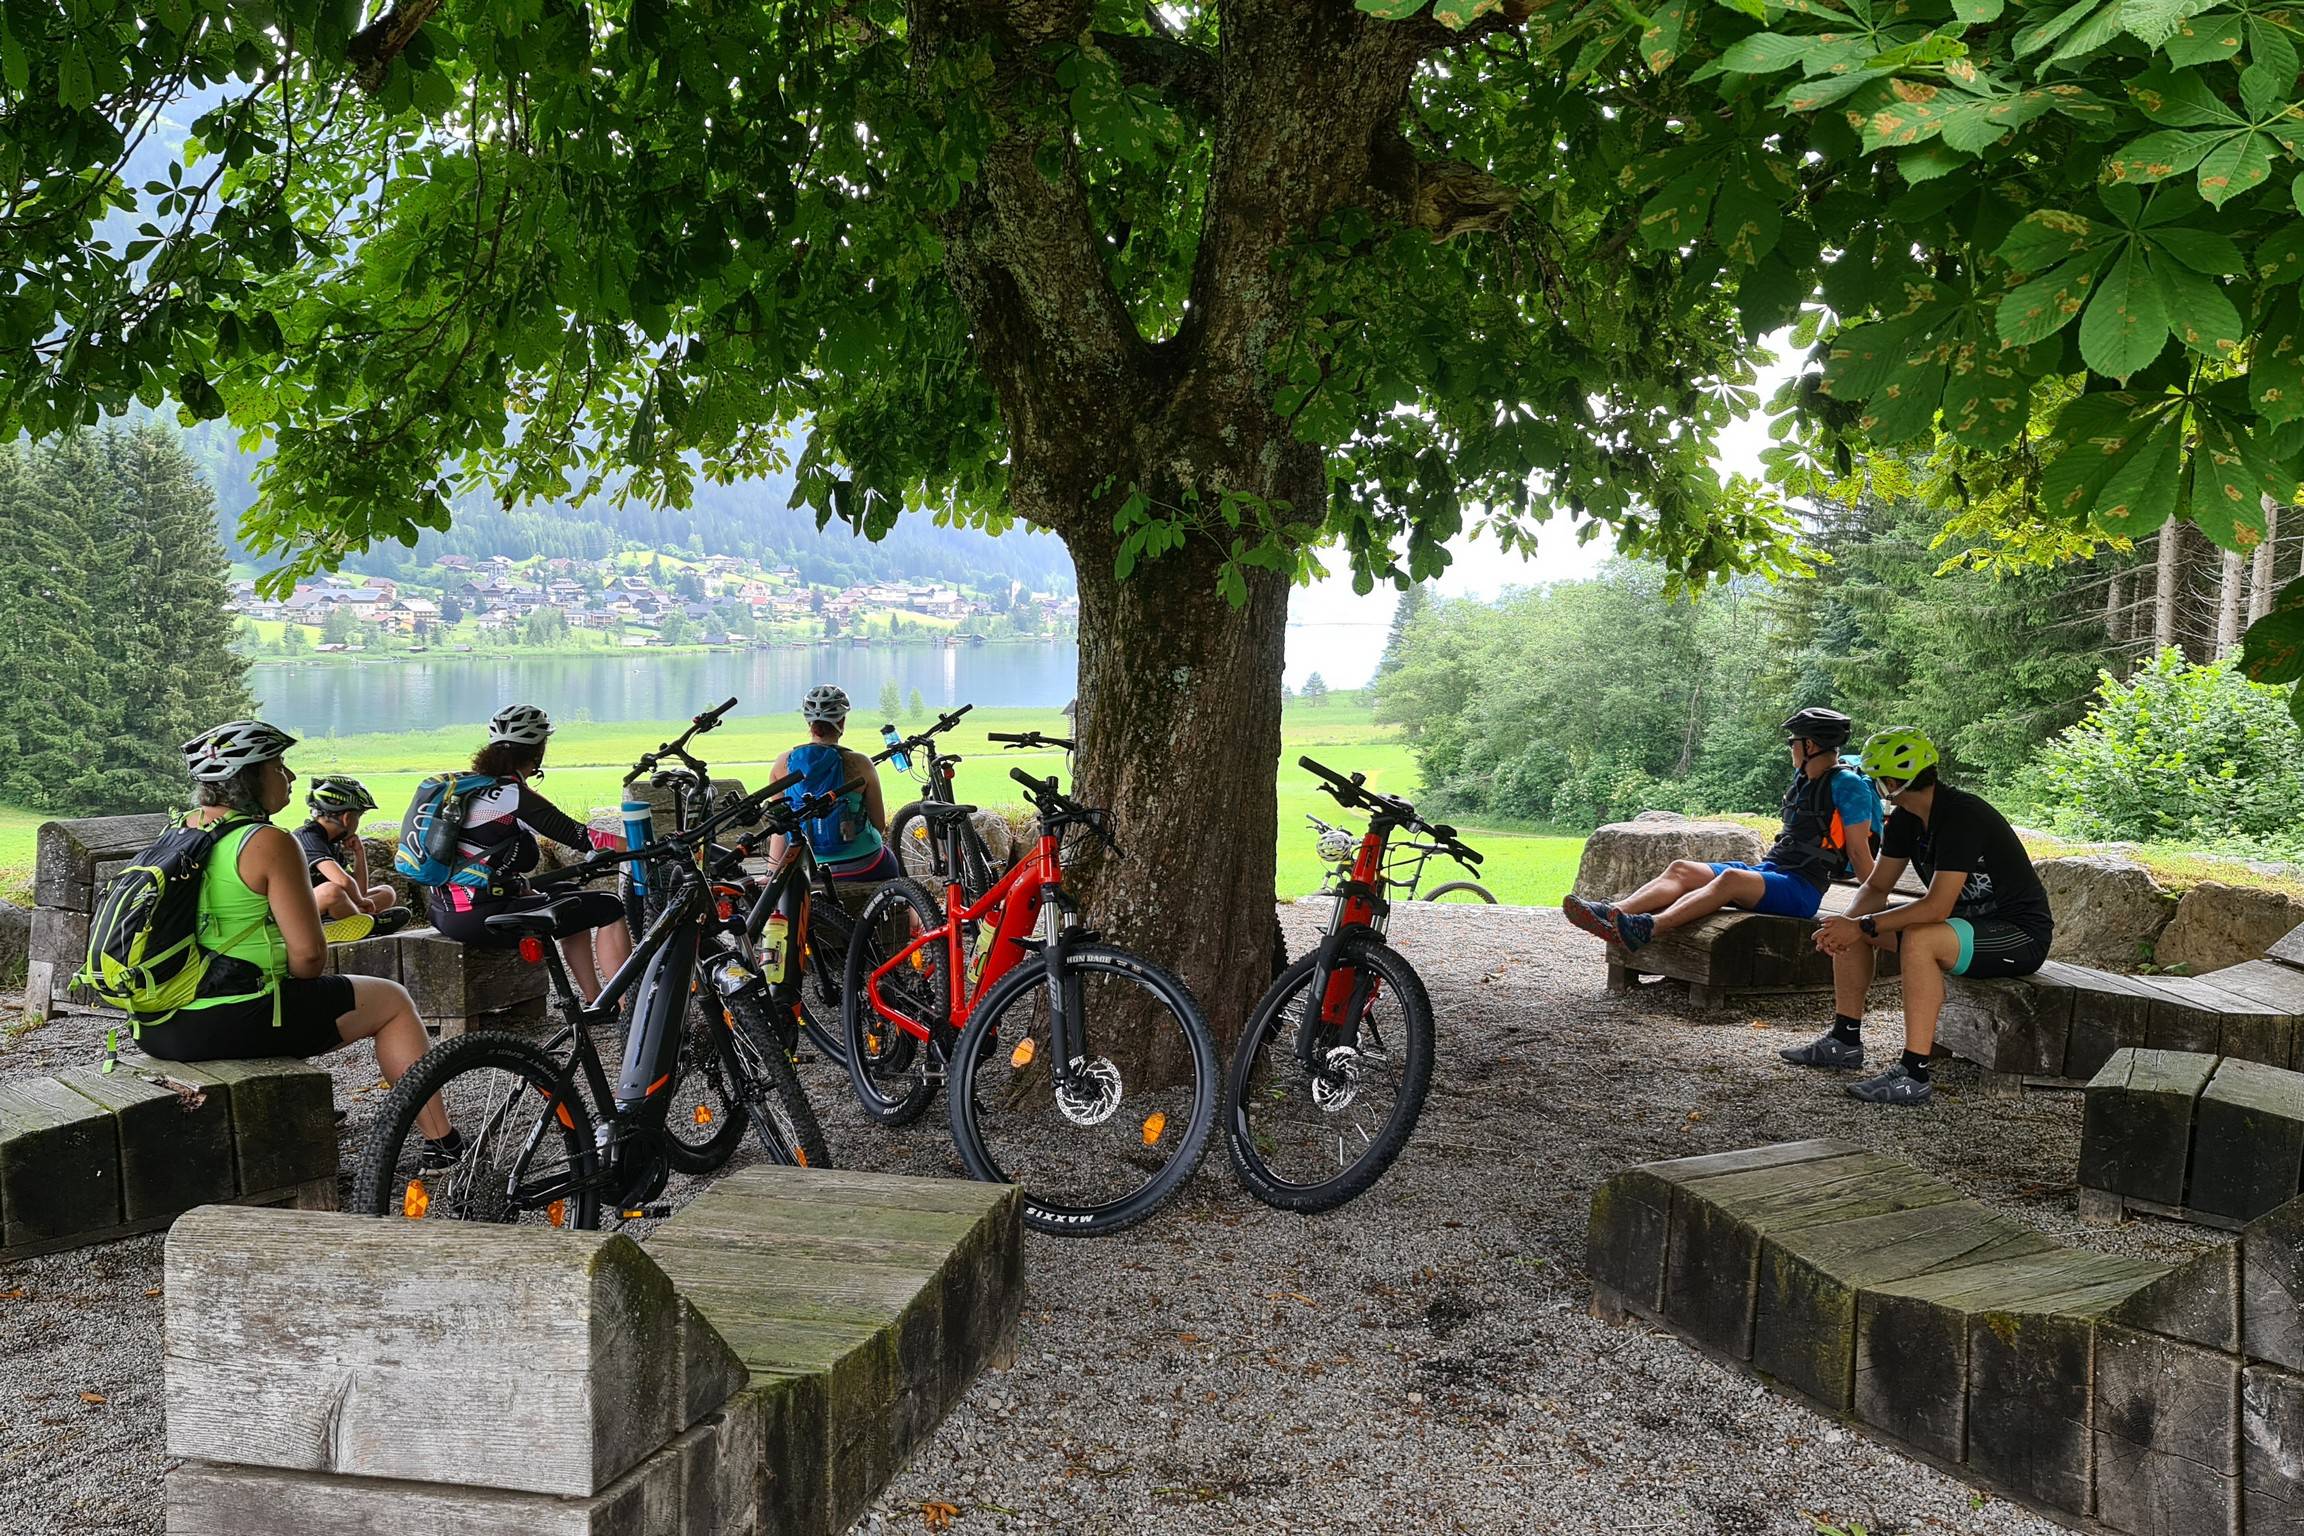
left=1094, top=30, right=1219, bottom=110
left=348, top=0, right=444, bottom=94
left=1368, top=128, right=1519, bottom=241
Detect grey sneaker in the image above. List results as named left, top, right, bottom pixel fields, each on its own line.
left=1562, top=894, right=1619, bottom=942
left=1847, top=1064, right=1934, bottom=1106
left=1779, top=1031, right=1864, bottom=1069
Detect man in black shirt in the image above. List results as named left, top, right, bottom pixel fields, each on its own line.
left=1784, top=728, right=2055, bottom=1107
left=298, top=776, right=411, bottom=936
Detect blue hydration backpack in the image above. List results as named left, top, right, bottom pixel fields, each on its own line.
left=786, top=743, right=870, bottom=861
left=394, top=772, right=508, bottom=889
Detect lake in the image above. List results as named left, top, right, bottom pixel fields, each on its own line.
left=250, top=643, right=1081, bottom=738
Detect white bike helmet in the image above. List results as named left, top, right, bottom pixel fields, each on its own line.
left=488, top=703, right=554, bottom=745
left=801, top=684, right=850, bottom=724
left=1316, top=827, right=1355, bottom=864
left=182, top=719, right=298, bottom=783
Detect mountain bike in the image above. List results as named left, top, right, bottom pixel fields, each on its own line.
left=1228, top=757, right=1484, bottom=1213
left=843, top=766, right=1217, bottom=1235
left=351, top=772, right=832, bottom=1230
left=1308, top=813, right=1496, bottom=904
left=880, top=704, right=1005, bottom=900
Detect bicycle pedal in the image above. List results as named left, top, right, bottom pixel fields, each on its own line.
left=618, top=1204, right=674, bottom=1221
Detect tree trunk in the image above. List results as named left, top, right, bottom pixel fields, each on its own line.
left=2216, top=546, right=2243, bottom=656
left=2254, top=494, right=2281, bottom=624
left=2105, top=568, right=2125, bottom=644
left=2154, top=524, right=2178, bottom=653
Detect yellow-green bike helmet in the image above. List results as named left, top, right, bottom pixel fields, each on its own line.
left=1859, top=727, right=1940, bottom=782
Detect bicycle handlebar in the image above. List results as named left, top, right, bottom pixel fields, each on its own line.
left=624, top=697, right=741, bottom=786
left=870, top=701, right=978, bottom=765
left=988, top=730, right=1077, bottom=751
left=1297, top=756, right=1483, bottom=868
left=538, top=768, right=803, bottom=887
left=1009, top=767, right=1123, bottom=858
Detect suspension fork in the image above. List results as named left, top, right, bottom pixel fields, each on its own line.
left=1296, top=887, right=1386, bottom=1073
left=1038, top=885, right=1090, bottom=1085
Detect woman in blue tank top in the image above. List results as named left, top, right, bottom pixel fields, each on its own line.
left=766, top=684, right=899, bottom=881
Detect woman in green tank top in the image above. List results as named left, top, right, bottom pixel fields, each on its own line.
left=156, top=721, right=453, bottom=1149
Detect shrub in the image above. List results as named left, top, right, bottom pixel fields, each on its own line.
left=2035, top=650, right=2304, bottom=849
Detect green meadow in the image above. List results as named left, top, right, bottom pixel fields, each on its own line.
left=0, top=700, right=1587, bottom=906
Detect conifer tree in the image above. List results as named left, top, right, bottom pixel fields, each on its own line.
left=0, top=437, right=109, bottom=810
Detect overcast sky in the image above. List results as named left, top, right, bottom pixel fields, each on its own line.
left=1283, top=342, right=1806, bottom=689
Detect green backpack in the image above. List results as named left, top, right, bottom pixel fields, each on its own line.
left=77, top=816, right=264, bottom=1026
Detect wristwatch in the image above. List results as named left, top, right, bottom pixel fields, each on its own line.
left=1859, top=915, right=1879, bottom=938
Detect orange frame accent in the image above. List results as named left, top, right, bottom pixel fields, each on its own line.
left=863, top=833, right=1062, bottom=1044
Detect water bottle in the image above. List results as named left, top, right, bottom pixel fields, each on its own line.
left=881, top=723, right=910, bottom=772
left=761, top=912, right=792, bottom=988
left=621, top=800, right=654, bottom=897
left=968, top=921, right=998, bottom=988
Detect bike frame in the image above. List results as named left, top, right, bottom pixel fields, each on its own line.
left=864, top=829, right=1059, bottom=1039
left=1301, top=816, right=1405, bottom=1042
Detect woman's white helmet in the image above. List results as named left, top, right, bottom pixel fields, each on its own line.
left=488, top=704, right=554, bottom=745
left=182, top=720, right=298, bottom=783
left=1316, top=827, right=1356, bottom=864
left=801, top=684, right=851, bottom=725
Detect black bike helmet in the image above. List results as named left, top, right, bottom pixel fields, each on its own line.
left=1780, top=707, right=1854, bottom=749
left=306, top=775, right=378, bottom=815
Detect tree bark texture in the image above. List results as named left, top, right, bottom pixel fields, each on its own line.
left=2105, top=569, right=2125, bottom=644
left=2255, top=495, right=2282, bottom=625
left=909, top=2, right=1443, bottom=1048
left=2217, top=547, right=2244, bottom=657
left=2154, top=524, right=2178, bottom=653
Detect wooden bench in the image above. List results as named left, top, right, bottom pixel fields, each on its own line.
left=1604, top=882, right=1901, bottom=1011
left=163, top=1166, right=1022, bottom=1536
left=0, top=1056, right=335, bottom=1263
left=1940, top=923, right=2304, bottom=1088
left=1588, top=1138, right=2304, bottom=1535
left=2079, top=1047, right=2304, bottom=1229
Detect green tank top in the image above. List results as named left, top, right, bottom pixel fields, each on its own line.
left=179, top=821, right=287, bottom=1010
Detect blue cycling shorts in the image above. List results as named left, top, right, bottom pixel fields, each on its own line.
left=1705, top=860, right=1827, bottom=920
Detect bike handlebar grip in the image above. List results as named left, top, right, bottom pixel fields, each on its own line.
left=697, top=696, right=739, bottom=726
left=987, top=731, right=1026, bottom=744
left=1009, top=766, right=1056, bottom=796
left=763, top=769, right=804, bottom=799
left=949, top=703, right=974, bottom=720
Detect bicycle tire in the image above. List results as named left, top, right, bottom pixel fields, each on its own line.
left=796, top=899, right=853, bottom=1068
left=720, top=991, right=833, bottom=1169
left=662, top=994, right=752, bottom=1173
left=350, top=1030, right=603, bottom=1230
left=1421, top=880, right=1497, bottom=905
left=888, top=801, right=940, bottom=884
left=947, top=946, right=1219, bottom=1236
left=1225, top=934, right=1436, bottom=1214
left=840, top=876, right=951, bottom=1127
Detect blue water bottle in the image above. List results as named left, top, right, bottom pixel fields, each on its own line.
left=881, top=723, right=910, bottom=772
left=621, top=799, right=654, bottom=898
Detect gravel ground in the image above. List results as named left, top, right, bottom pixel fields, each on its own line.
left=0, top=904, right=2223, bottom=1536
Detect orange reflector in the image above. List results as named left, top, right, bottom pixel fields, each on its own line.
left=1010, top=1037, right=1037, bottom=1069
left=865, top=1031, right=882, bottom=1055
left=693, top=1104, right=715, bottom=1126
left=716, top=895, right=735, bottom=921
left=518, top=936, right=544, bottom=965
left=1142, top=1112, right=1167, bottom=1146
left=646, top=1074, right=670, bottom=1097
left=547, top=1199, right=566, bottom=1229
left=794, top=1146, right=811, bottom=1168
left=401, top=1179, right=430, bottom=1220
left=909, top=951, right=927, bottom=973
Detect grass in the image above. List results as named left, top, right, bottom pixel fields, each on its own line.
left=0, top=700, right=1588, bottom=906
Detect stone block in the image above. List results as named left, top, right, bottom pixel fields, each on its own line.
left=1938, top=972, right=2073, bottom=1077
left=2243, top=1363, right=2304, bottom=1536
left=0, top=901, right=27, bottom=990
left=2161, top=883, right=2304, bottom=976
left=2078, top=1048, right=2217, bottom=1209
left=164, top=1209, right=687, bottom=1497
left=2036, top=855, right=2177, bottom=971
left=0, top=1076, right=120, bottom=1249
left=2242, top=1195, right=2304, bottom=1372
left=33, top=812, right=171, bottom=911
left=143, top=1057, right=337, bottom=1196
left=27, top=905, right=91, bottom=1012
left=2191, top=1057, right=2304, bottom=1225
left=1585, top=1140, right=1855, bottom=1317
left=1573, top=813, right=1765, bottom=902
left=54, top=1065, right=235, bottom=1219
left=2092, top=1324, right=2239, bottom=1536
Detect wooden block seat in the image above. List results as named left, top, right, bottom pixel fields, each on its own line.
left=2079, top=1047, right=2304, bottom=1229
left=328, top=925, right=548, bottom=1037
left=1588, top=1138, right=2304, bottom=1535
left=0, top=1056, right=335, bottom=1263
left=163, top=1166, right=1023, bottom=1536
left=1604, top=882, right=1900, bottom=1011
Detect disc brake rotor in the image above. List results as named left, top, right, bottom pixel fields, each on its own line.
left=1055, top=1057, right=1122, bottom=1126
left=1310, top=1045, right=1363, bottom=1112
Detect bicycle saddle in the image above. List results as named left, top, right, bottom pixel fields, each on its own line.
left=482, top=897, right=598, bottom=940
left=918, top=802, right=980, bottom=822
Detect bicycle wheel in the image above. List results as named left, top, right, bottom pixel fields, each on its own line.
left=888, top=801, right=941, bottom=883
left=796, top=899, right=852, bottom=1069
left=720, top=991, right=833, bottom=1168
left=840, top=877, right=951, bottom=1127
left=351, top=1030, right=602, bottom=1230
left=948, top=946, right=1218, bottom=1236
left=663, top=993, right=751, bottom=1173
left=1422, top=880, right=1497, bottom=904
left=1226, top=934, right=1435, bottom=1213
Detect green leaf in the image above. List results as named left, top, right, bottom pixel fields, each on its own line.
left=58, top=43, right=93, bottom=109
left=2156, top=258, right=2243, bottom=356
left=1996, top=208, right=2110, bottom=272
left=2239, top=54, right=2289, bottom=118
left=1772, top=67, right=1893, bottom=110
left=1898, top=141, right=1973, bottom=182
left=2162, top=10, right=2242, bottom=64
left=2254, top=289, right=2304, bottom=425
left=1953, top=0, right=2006, bottom=20
left=0, top=25, right=25, bottom=95
left=1430, top=0, right=1505, bottom=25
left=1714, top=168, right=1784, bottom=263
left=1997, top=251, right=2111, bottom=344
left=2130, top=66, right=2244, bottom=126
left=2015, top=0, right=2108, bottom=55
left=1938, top=341, right=2028, bottom=447
left=2079, top=246, right=2171, bottom=378
left=1638, top=170, right=1714, bottom=250
left=1859, top=355, right=1947, bottom=443
left=2103, top=128, right=2216, bottom=184
left=2261, top=223, right=2304, bottom=285
left=2197, top=130, right=2274, bottom=207
left=1354, top=0, right=1431, bottom=17
left=2246, top=18, right=2300, bottom=106
left=2188, top=418, right=2276, bottom=550
left=1718, top=32, right=1817, bottom=72
left=2090, top=414, right=2183, bottom=535
left=2241, top=578, right=2304, bottom=685
left=1643, top=0, right=1691, bottom=72
left=2147, top=221, right=2246, bottom=274
left=2296, top=169, right=2304, bottom=214
left=2039, top=390, right=2157, bottom=519
left=2118, top=0, right=2212, bottom=45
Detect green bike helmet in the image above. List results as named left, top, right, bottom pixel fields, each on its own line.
left=1859, top=728, right=1940, bottom=783
left=306, top=775, right=378, bottom=815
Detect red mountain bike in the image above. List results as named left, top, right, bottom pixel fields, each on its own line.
left=1226, top=757, right=1483, bottom=1212
left=842, top=765, right=1217, bottom=1235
